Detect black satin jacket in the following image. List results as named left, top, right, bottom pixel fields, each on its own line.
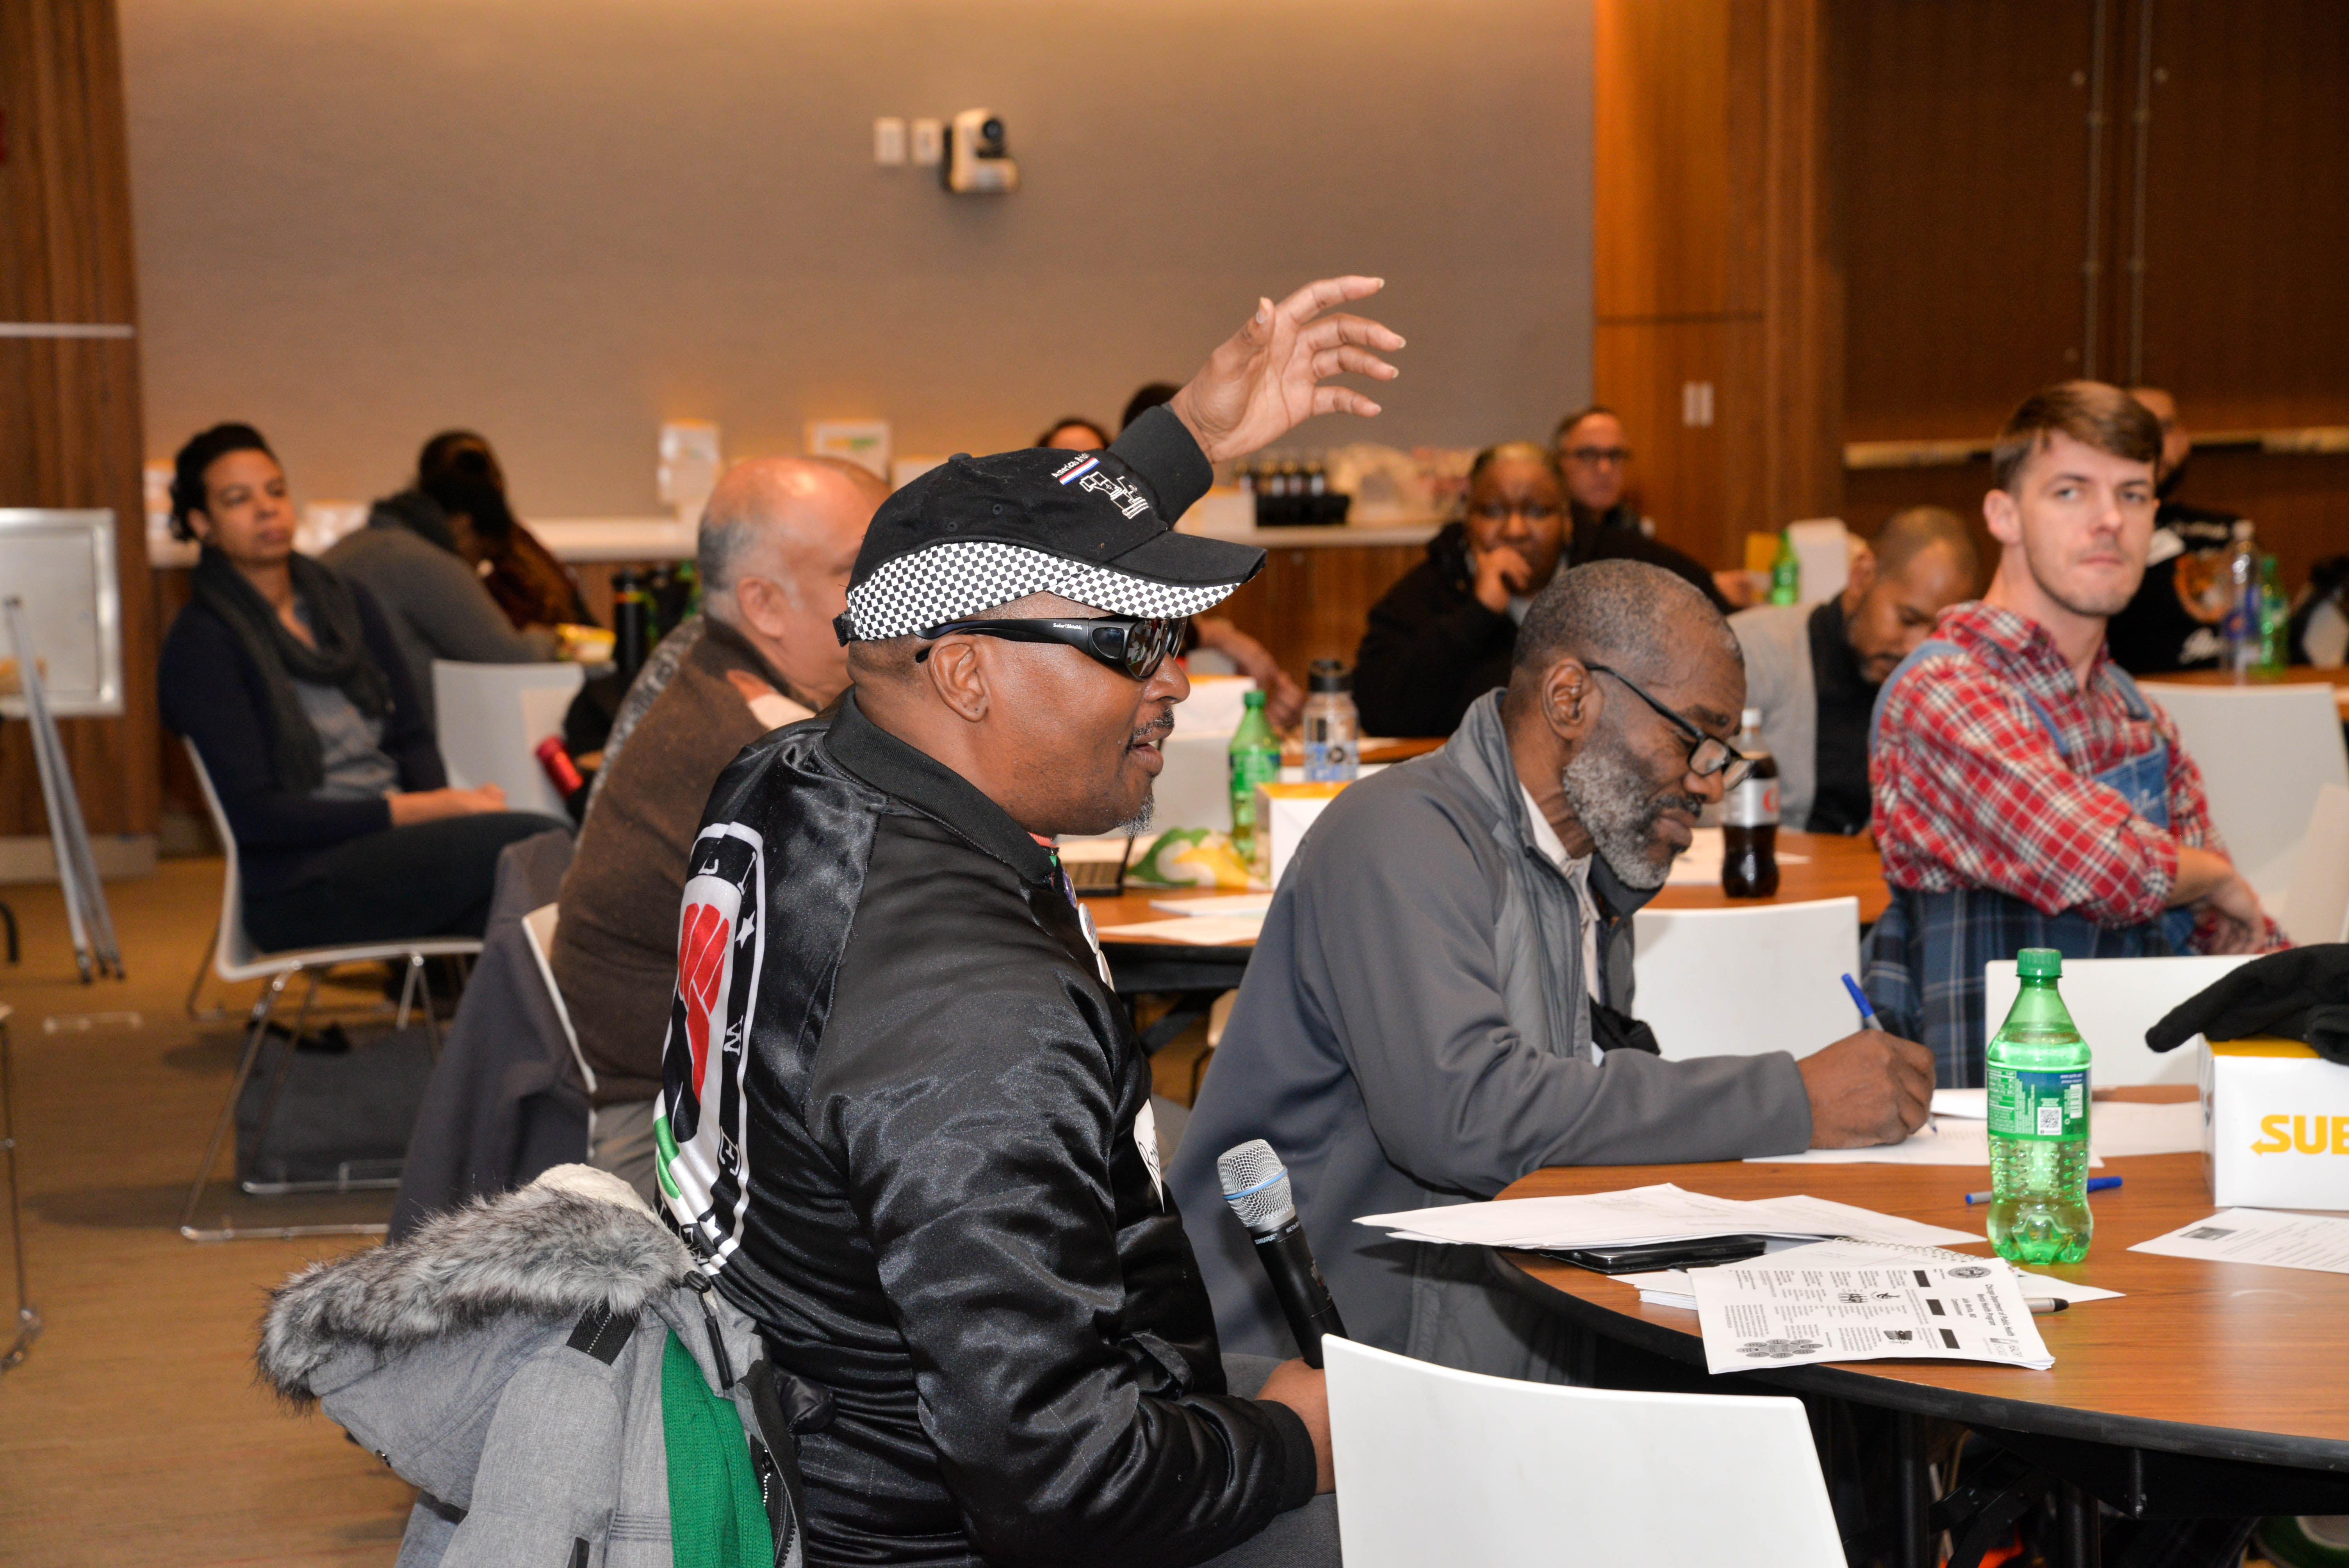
left=658, top=692, right=1315, bottom=1567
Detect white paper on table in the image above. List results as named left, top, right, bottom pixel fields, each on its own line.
left=1664, top=825, right=1812, bottom=885
left=1688, top=1239, right=2055, bottom=1374
left=1093, top=916, right=1263, bottom=946
left=1356, top=1182, right=1975, bottom=1251
left=2128, top=1207, right=2349, bottom=1275
left=1147, top=893, right=1274, bottom=918
left=1620, top=1240, right=2121, bottom=1311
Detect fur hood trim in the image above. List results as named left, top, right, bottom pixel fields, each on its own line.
left=257, top=1179, right=693, bottom=1403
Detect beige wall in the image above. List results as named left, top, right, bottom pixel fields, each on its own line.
left=121, top=0, right=1594, bottom=517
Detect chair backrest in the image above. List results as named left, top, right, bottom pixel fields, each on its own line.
left=519, top=901, right=597, bottom=1096
left=1632, top=896, right=1861, bottom=1060
left=1982, top=953, right=2257, bottom=1085
left=2280, top=783, right=2349, bottom=946
left=2140, top=681, right=2349, bottom=902
left=1323, top=1335, right=1843, bottom=1568
left=182, top=738, right=262, bottom=979
left=431, top=660, right=586, bottom=819
left=1785, top=517, right=1850, bottom=603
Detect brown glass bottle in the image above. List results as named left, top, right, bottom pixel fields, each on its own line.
left=1721, top=706, right=1780, bottom=897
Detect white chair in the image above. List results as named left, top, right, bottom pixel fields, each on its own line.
left=1632, top=897, right=1861, bottom=1060
left=431, top=659, right=586, bottom=819
left=1982, top=953, right=2257, bottom=1087
left=2140, top=681, right=2349, bottom=904
left=2279, top=783, right=2349, bottom=946
left=1785, top=517, right=1850, bottom=604
left=520, top=902, right=598, bottom=1144
left=179, top=741, right=483, bottom=1242
left=1323, top=1335, right=1843, bottom=1568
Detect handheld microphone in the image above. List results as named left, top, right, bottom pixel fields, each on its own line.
left=1217, top=1140, right=1347, bottom=1368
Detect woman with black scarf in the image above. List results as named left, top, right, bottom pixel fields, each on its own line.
left=158, top=423, right=567, bottom=952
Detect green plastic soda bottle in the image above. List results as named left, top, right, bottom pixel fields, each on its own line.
left=1227, top=690, right=1281, bottom=872
left=1768, top=531, right=1801, bottom=606
left=1985, top=948, right=2093, bottom=1263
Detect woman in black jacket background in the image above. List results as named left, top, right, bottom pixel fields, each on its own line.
left=158, top=422, right=563, bottom=951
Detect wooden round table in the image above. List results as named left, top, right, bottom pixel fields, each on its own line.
left=1490, top=1150, right=2349, bottom=1563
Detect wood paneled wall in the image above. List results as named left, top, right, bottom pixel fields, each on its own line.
left=0, top=0, right=155, bottom=844
left=1592, top=0, right=1841, bottom=574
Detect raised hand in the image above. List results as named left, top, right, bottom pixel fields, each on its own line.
left=1167, top=276, right=1405, bottom=464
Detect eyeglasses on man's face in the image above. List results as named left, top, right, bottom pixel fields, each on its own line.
left=1468, top=499, right=1562, bottom=525
left=1583, top=663, right=1753, bottom=788
left=1562, top=446, right=1632, bottom=468
left=914, top=615, right=1186, bottom=681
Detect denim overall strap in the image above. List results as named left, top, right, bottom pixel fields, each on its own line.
left=1862, top=640, right=2191, bottom=1085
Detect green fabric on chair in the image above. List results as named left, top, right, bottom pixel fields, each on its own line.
left=662, top=1329, right=775, bottom=1568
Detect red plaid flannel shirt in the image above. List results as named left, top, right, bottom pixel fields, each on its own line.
left=1872, top=600, right=2248, bottom=937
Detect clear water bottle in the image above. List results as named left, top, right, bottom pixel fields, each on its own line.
left=1768, top=531, right=1800, bottom=606
left=1227, top=690, right=1281, bottom=870
left=2222, top=520, right=2258, bottom=678
left=2257, top=554, right=2288, bottom=673
left=1301, top=660, right=1359, bottom=782
left=1986, top=947, right=2093, bottom=1264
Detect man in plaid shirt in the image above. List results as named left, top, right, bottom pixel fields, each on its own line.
left=1863, top=382, right=2280, bottom=1085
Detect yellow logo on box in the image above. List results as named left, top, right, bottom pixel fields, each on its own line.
left=2250, top=1115, right=2349, bottom=1155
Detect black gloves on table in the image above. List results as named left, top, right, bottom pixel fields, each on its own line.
left=2147, top=944, right=2349, bottom=1064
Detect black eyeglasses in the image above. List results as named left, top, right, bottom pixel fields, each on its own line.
left=1584, top=663, right=1754, bottom=788
left=914, top=615, right=1186, bottom=681
left=1563, top=445, right=1632, bottom=467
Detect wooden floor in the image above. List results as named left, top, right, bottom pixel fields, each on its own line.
left=0, top=861, right=415, bottom=1565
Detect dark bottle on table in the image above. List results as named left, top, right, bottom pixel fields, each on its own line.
left=1720, top=706, right=1779, bottom=898
left=612, top=567, right=652, bottom=681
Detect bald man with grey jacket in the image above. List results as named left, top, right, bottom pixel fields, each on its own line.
left=1168, top=561, right=1934, bottom=1382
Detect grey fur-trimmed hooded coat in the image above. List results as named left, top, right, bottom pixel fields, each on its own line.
left=257, top=1166, right=813, bottom=1568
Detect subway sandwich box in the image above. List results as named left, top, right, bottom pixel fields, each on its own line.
left=2201, top=1037, right=2349, bottom=1209
left=1254, top=780, right=1350, bottom=889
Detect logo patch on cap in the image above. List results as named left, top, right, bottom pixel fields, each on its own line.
left=1053, top=453, right=1151, bottom=520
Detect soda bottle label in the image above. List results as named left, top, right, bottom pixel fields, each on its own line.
left=1303, top=739, right=1354, bottom=780
left=1722, top=775, right=1778, bottom=827
left=1987, top=1065, right=2087, bottom=1140
left=1228, top=751, right=1280, bottom=830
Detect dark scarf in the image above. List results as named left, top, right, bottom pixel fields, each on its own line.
left=192, top=547, right=394, bottom=793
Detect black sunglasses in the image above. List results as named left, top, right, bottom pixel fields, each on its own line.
left=1584, top=663, right=1755, bottom=788
left=914, top=615, right=1186, bottom=681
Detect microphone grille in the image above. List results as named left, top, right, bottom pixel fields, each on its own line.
left=1216, top=1139, right=1295, bottom=1231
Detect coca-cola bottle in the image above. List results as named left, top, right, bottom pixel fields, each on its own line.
left=1721, top=706, right=1779, bottom=898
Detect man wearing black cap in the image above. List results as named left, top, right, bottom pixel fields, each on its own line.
left=654, top=279, right=1402, bottom=1568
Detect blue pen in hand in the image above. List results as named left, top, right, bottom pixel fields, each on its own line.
left=1840, top=972, right=1931, bottom=1133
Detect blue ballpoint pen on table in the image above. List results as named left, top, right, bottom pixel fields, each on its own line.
left=1968, top=1177, right=2121, bottom=1206
left=1839, top=972, right=1931, bottom=1131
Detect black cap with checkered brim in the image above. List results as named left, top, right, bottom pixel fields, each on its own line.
left=834, top=410, right=1265, bottom=642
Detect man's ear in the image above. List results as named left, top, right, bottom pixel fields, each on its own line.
left=1982, top=486, right=2023, bottom=548
left=920, top=636, right=992, bottom=723
left=1540, top=655, right=1601, bottom=744
left=1843, top=543, right=1877, bottom=600
left=734, top=575, right=790, bottom=642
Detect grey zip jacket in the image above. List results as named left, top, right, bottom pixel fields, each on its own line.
left=258, top=1167, right=805, bottom=1568
left=1168, top=690, right=1813, bottom=1381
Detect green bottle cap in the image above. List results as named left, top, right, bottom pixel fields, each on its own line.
left=2017, top=948, right=2063, bottom=978
left=1242, top=690, right=1265, bottom=708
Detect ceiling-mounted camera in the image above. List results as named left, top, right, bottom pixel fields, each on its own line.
left=945, top=108, right=1019, bottom=194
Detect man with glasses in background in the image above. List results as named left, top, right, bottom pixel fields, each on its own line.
left=653, top=278, right=1404, bottom=1568
left=1174, top=558, right=1933, bottom=1382
left=1554, top=405, right=1749, bottom=610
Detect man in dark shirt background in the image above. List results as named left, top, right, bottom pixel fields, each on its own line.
left=1730, top=507, right=1977, bottom=834
left=1355, top=428, right=1731, bottom=736
left=2106, top=386, right=2243, bottom=674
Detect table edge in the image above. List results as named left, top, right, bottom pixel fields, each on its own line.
left=1486, top=1247, right=2349, bottom=1475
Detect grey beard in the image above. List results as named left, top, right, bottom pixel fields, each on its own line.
left=1559, top=744, right=1696, bottom=891
left=1109, top=795, right=1156, bottom=839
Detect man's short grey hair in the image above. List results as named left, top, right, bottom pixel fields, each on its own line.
left=696, top=456, right=885, bottom=612
left=1511, top=558, right=1739, bottom=680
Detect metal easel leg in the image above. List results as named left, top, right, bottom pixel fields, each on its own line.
left=1, top=1011, right=41, bottom=1370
